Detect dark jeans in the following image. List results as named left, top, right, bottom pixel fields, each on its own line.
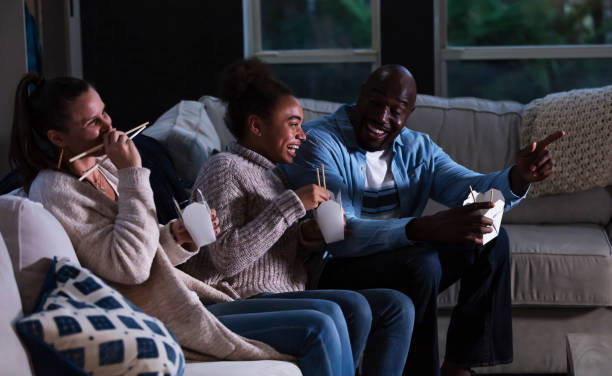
left=318, top=227, right=512, bottom=376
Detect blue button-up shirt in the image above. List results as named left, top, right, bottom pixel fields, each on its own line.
left=282, top=104, right=526, bottom=258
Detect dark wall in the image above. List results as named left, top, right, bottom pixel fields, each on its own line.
left=80, top=1, right=243, bottom=130
left=381, top=1, right=435, bottom=95
left=80, top=1, right=435, bottom=129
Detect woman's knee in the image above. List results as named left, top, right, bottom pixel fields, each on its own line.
left=362, top=289, right=415, bottom=332
left=300, top=310, right=342, bottom=346
left=322, top=290, right=372, bottom=328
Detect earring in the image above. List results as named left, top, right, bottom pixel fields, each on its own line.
left=56, top=148, right=64, bottom=169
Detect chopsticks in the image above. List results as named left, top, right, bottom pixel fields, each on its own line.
left=69, top=122, right=149, bottom=163
left=77, top=122, right=148, bottom=181
left=315, top=164, right=326, bottom=190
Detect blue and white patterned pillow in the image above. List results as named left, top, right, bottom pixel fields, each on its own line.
left=16, top=258, right=184, bottom=376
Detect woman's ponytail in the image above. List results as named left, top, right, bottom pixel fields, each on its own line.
left=8, top=73, right=91, bottom=192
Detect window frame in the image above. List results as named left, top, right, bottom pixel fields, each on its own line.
left=242, top=0, right=381, bottom=68
left=434, top=0, right=612, bottom=97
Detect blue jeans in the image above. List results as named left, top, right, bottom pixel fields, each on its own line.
left=319, top=227, right=512, bottom=376
left=251, top=289, right=414, bottom=376
left=208, top=289, right=414, bottom=376
left=208, top=298, right=347, bottom=376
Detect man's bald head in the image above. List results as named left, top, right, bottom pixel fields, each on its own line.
left=363, top=65, right=417, bottom=98
left=351, top=65, right=417, bottom=151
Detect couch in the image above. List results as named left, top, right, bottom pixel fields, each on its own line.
left=0, top=195, right=301, bottom=375
left=145, top=93, right=611, bottom=374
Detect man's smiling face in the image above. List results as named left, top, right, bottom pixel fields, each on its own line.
left=352, top=67, right=417, bottom=152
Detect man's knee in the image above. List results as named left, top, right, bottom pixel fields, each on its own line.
left=409, top=251, right=443, bottom=288
left=490, top=227, right=510, bottom=264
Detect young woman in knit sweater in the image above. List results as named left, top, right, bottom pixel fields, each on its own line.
left=10, top=73, right=359, bottom=376
left=183, top=58, right=415, bottom=376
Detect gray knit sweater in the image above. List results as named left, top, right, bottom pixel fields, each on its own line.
left=183, top=142, right=309, bottom=298
left=29, top=160, right=291, bottom=363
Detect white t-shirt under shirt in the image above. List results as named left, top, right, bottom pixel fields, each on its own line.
left=362, top=148, right=401, bottom=219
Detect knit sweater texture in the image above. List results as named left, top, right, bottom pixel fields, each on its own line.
left=182, top=142, right=308, bottom=298
left=28, top=160, right=291, bottom=363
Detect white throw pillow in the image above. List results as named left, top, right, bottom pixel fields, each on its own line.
left=0, top=233, right=34, bottom=375
left=144, top=100, right=223, bottom=185
left=198, top=96, right=236, bottom=150
left=16, top=258, right=185, bottom=376
left=0, top=195, right=79, bottom=314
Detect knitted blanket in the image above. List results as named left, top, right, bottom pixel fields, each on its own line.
left=521, top=85, right=612, bottom=197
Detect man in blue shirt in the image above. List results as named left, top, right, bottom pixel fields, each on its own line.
left=283, top=65, right=563, bottom=376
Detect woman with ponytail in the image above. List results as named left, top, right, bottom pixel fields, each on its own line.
left=10, top=73, right=355, bottom=375
left=183, top=58, right=415, bottom=376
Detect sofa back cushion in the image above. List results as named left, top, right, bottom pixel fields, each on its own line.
left=144, top=100, right=222, bottom=185
left=406, top=95, right=524, bottom=173
left=0, top=233, right=34, bottom=375
left=0, top=195, right=79, bottom=314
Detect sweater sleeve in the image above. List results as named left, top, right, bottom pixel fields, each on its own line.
left=159, top=220, right=199, bottom=266
left=31, top=168, right=160, bottom=285
left=193, top=157, right=305, bottom=277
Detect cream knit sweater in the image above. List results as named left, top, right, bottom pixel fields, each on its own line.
left=182, top=142, right=309, bottom=299
left=28, top=160, right=291, bottom=363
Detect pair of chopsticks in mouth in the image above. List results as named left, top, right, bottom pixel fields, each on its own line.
left=68, top=122, right=149, bottom=181
left=316, top=164, right=326, bottom=190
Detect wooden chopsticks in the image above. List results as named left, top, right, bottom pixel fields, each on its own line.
left=69, top=122, right=149, bottom=163
left=316, top=164, right=326, bottom=190
left=77, top=122, right=148, bottom=181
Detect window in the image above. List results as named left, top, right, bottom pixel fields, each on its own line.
left=243, top=0, right=380, bottom=102
left=435, top=0, right=612, bottom=103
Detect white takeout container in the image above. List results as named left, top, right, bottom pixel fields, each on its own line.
left=462, top=188, right=505, bottom=245
left=314, top=192, right=344, bottom=244
left=182, top=202, right=216, bottom=248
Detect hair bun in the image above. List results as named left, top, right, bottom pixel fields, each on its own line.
left=219, top=58, right=277, bottom=101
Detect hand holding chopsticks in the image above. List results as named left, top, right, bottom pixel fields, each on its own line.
left=69, top=122, right=148, bottom=163
left=77, top=122, right=148, bottom=181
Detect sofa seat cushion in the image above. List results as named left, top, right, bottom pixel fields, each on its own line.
left=184, top=360, right=302, bottom=376
left=17, top=258, right=185, bottom=376
left=439, top=224, right=612, bottom=308
left=0, top=195, right=79, bottom=314
left=0, top=233, right=34, bottom=375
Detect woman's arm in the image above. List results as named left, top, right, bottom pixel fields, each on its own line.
left=194, top=157, right=305, bottom=277
left=31, top=167, right=160, bottom=285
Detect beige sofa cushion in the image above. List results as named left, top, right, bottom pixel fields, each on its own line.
left=504, top=186, right=612, bottom=226
left=406, top=95, right=524, bottom=173
left=439, top=223, right=612, bottom=307
left=0, top=196, right=79, bottom=313
left=0, top=233, right=34, bottom=375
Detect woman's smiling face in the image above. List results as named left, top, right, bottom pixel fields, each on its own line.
left=259, top=95, right=305, bottom=164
